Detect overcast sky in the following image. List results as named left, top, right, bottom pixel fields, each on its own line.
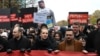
left=43, top=0, right=100, bottom=22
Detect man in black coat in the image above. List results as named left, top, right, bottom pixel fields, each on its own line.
left=8, top=27, right=31, bottom=50
left=85, top=18, right=100, bottom=55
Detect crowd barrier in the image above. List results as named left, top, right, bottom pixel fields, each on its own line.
left=0, top=50, right=97, bottom=56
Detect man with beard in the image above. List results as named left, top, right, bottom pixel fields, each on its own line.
left=8, top=27, right=31, bottom=50
left=58, top=29, right=83, bottom=52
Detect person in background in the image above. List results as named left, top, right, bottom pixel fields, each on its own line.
left=1, top=32, right=8, bottom=40
left=34, top=29, right=39, bottom=37
left=58, top=29, right=83, bottom=52
left=59, top=27, right=67, bottom=39
left=0, top=29, right=3, bottom=36
left=27, top=34, right=35, bottom=47
left=20, top=27, right=27, bottom=37
left=49, top=29, right=55, bottom=38
left=38, top=0, right=56, bottom=26
left=79, top=25, right=85, bottom=33
left=72, top=22, right=87, bottom=41
left=28, top=27, right=36, bottom=37
left=83, top=23, right=95, bottom=36
left=53, top=31, right=63, bottom=44
left=48, top=28, right=57, bottom=45
left=72, top=22, right=87, bottom=52
left=93, top=24, right=98, bottom=30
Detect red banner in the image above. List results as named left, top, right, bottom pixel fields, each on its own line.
left=22, top=14, right=33, bottom=23
left=10, top=14, right=18, bottom=21
left=68, top=12, right=88, bottom=24
left=0, top=15, right=10, bottom=22
left=69, top=14, right=88, bottom=19
left=0, top=50, right=97, bottom=56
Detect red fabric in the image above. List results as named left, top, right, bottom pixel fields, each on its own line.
left=0, top=50, right=97, bottom=56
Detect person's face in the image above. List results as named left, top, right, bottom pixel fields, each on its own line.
left=39, top=2, right=45, bottom=8
left=55, top=34, right=60, bottom=40
left=97, top=21, right=100, bottom=29
left=65, top=31, right=74, bottom=41
left=72, top=25, right=79, bottom=33
left=40, top=29, right=48, bottom=40
left=13, top=28, right=21, bottom=38
left=51, top=30, right=55, bottom=36
left=80, top=26, right=84, bottom=32
left=29, top=28, right=34, bottom=31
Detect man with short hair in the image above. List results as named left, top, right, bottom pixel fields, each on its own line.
left=72, top=22, right=87, bottom=40
left=58, top=29, right=83, bottom=52
left=8, top=27, right=31, bottom=50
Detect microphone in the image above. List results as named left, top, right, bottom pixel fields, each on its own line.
left=27, top=48, right=31, bottom=52
left=6, top=49, right=12, bottom=54
left=54, top=50, right=60, bottom=54
left=20, top=48, right=25, bottom=53
left=47, top=49, right=53, bottom=54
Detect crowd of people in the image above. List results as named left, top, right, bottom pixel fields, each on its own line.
left=0, top=18, right=100, bottom=56
left=0, top=0, right=100, bottom=56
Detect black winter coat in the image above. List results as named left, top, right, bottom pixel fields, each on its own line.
left=8, top=36, right=31, bottom=50
left=85, top=29, right=100, bottom=53
left=32, top=36, right=57, bottom=50
left=0, top=36, right=9, bottom=52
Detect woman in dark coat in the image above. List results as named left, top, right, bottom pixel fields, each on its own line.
left=32, top=28, right=57, bottom=50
